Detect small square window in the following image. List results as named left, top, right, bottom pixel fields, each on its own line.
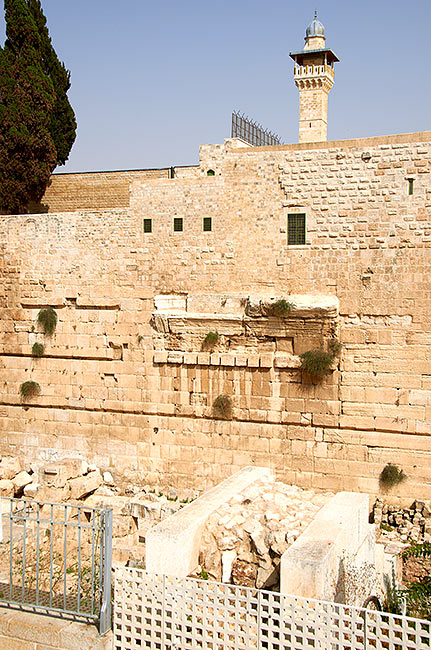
left=203, top=217, right=212, bottom=232
left=173, top=217, right=183, bottom=232
left=143, top=218, right=152, bottom=234
left=288, top=213, right=306, bottom=245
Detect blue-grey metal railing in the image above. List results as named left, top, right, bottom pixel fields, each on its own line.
left=0, top=497, right=112, bottom=634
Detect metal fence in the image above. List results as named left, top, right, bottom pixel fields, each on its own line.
left=114, top=568, right=431, bottom=649
left=0, top=497, right=113, bottom=634
left=231, top=111, right=283, bottom=147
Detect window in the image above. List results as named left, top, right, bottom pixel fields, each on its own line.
left=207, top=169, right=215, bottom=176
left=143, top=218, right=152, bottom=234
left=408, top=179, right=414, bottom=195
left=288, top=213, right=306, bottom=245
left=203, top=216, right=212, bottom=232
left=173, top=217, right=183, bottom=232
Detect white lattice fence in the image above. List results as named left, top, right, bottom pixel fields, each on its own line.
left=114, top=568, right=431, bottom=650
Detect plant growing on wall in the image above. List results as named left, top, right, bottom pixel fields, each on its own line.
left=203, top=331, right=220, bottom=350
left=20, top=380, right=41, bottom=400
left=400, top=542, right=431, bottom=620
left=212, top=394, right=233, bottom=420
left=37, top=307, right=57, bottom=336
left=299, top=337, right=342, bottom=382
left=31, top=342, right=45, bottom=357
left=267, top=299, right=295, bottom=317
left=379, top=464, right=406, bottom=489
left=299, top=348, right=334, bottom=380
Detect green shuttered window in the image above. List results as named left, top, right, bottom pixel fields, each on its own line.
left=288, top=213, right=306, bottom=245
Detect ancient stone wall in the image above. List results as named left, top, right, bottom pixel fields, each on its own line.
left=40, top=165, right=199, bottom=212
left=0, top=131, right=430, bottom=501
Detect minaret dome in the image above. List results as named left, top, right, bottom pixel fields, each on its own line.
left=305, top=11, right=325, bottom=38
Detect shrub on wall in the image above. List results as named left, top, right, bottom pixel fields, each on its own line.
left=379, top=464, right=406, bottom=489
left=299, top=338, right=342, bottom=382
left=37, top=307, right=57, bottom=336
left=212, top=394, right=233, bottom=420
left=31, top=342, right=45, bottom=357
left=299, top=349, right=334, bottom=380
left=266, top=299, right=295, bottom=317
left=203, top=331, right=220, bottom=350
left=20, top=381, right=41, bottom=400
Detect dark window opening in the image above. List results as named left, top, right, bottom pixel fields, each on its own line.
left=288, top=213, right=306, bottom=245
left=173, top=217, right=183, bottom=232
left=143, top=218, right=152, bottom=234
left=408, top=179, right=414, bottom=195
left=203, top=217, right=212, bottom=232
left=207, top=169, right=215, bottom=176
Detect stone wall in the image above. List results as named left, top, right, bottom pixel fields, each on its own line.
left=0, top=131, right=430, bottom=501
left=40, top=165, right=199, bottom=212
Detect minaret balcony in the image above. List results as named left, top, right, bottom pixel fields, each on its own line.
left=294, top=64, right=335, bottom=81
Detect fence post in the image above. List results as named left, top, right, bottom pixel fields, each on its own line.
left=99, top=508, right=113, bottom=636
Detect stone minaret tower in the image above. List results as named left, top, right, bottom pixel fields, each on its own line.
left=289, top=12, right=339, bottom=143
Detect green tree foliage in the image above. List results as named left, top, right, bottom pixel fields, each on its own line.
left=27, top=0, right=76, bottom=166
left=0, top=0, right=76, bottom=213
left=0, top=0, right=57, bottom=213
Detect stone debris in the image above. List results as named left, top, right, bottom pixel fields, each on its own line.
left=0, top=455, right=197, bottom=567
left=195, top=476, right=334, bottom=590
left=372, top=498, right=431, bottom=544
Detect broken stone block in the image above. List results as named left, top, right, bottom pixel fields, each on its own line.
left=68, top=470, right=102, bottom=500
left=23, top=482, right=40, bottom=498
left=231, top=559, right=257, bottom=587
left=221, top=550, right=237, bottom=583
left=251, top=529, right=269, bottom=556
left=0, top=457, right=22, bottom=481
left=103, top=471, right=115, bottom=486
left=0, top=479, right=14, bottom=497
left=256, top=563, right=280, bottom=589
left=12, top=471, right=33, bottom=492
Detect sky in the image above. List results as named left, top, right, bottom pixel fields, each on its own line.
left=1, top=0, right=431, bottom=173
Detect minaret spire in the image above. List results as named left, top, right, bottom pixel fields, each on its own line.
left=289, top=14, right=339, bottom=143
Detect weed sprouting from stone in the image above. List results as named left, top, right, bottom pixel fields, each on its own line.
left=37, top=307, right=57, bottom=336
left=19, top=381, right=41, bottom=400
left=212, top=394, right=233, bottom=420
left=379, top=464, right=407, bottom=490
left=266, top=299, right=295, bottom=317
left=32, top=342, right=45, bottom=357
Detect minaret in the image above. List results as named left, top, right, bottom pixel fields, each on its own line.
left=289, top=12, right=339, bottom=143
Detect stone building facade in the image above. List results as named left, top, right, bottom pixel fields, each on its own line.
left=0, top=17, right=430, bottom=503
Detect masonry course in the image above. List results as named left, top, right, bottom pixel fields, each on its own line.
left=0, top=129, right=430, bottom=501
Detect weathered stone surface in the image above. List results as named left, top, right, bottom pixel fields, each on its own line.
left=0, top=479, right=14, bottom=497
left=0, top=458, right=22, bottom=481
left=197, top=475, right=333, bottom=589
left=12, top=471, right=33, bottom=491
left=68, top=471, right=102, bottom=500
left=23, top=482, right=39, bottom=498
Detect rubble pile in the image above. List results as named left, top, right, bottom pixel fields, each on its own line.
left=195, top=477, right=333, bottom=590
left=372, top=498, right=431, bottom=544
left=0, top=456, right=196, bottom=565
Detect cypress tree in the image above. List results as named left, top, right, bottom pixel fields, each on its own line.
left=27, top=0, right=76, bottom=166
left=0, top=0, right=57, bottom=213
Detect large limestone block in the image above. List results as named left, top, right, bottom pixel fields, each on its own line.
left=280, top=492, right=372, bottom=601
left=168, top=314, right=243, bottom=336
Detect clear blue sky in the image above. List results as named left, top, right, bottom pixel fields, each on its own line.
left=1, top=0, right=430, bottom=173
